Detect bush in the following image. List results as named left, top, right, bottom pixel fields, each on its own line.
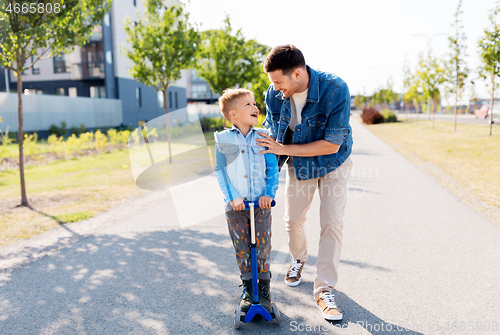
left=381, top=109, right=398, bottom=123
left=23, top=132, right=38, bottom=156
left=361, top=107, right=384, bottom=125
left=200, top=117, right=226, bottom=132
left=69, top=123, right=87, bottom=136
left=49, top=121, right=67, bottom=137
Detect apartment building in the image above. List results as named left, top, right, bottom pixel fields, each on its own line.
left=0, top=0, right=187, bottom=128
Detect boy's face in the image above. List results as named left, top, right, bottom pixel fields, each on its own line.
left=230, top=94, right=259, bottom=126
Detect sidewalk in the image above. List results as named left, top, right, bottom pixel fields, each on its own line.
left=0, top=117, right=499, bottom=334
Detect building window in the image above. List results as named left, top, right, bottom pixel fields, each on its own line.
left=55, top=87, right=65, bottom=95
left=175, top=91, right=178, bottom=109
left=157, top=91, right=164, bottom=108
left=53, top=54, right=68, bottom=73
left=32, top=56, right=40, bottom=75
left=133, top=0, right=136, bottom=6
left=136, top=87, right=141, bottom=107
left=169, top=91, right=172, bottom=108
left=90, top=86, right=106, bottom=98
left=68, top=87, right=77, bottom=97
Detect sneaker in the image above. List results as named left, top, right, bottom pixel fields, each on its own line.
left=315, top=292, right=343, bottom=321
left=239, top=279, right=253, bottom=313
left=285, top=259, right=304, bottom=287
left=258, top=279, right=272, bottom=312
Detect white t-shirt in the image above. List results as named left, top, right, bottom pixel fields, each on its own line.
left=289, top=89, right=308, bottom=131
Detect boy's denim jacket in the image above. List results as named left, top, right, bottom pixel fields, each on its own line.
left=214, top=126, right=279, bottom=205
left=263, top=65, right=353, bottom=181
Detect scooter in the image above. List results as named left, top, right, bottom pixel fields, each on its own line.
left=230, top=200, right=281, bottom=329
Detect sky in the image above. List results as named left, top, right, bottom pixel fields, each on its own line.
left=181, top=0, right=498, bottom=105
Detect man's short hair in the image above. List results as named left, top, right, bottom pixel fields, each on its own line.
left=218, top=88, right=253, bottom=120
left=264, top=44, right=306, bottom=76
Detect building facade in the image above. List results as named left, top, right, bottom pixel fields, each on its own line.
left=0, top=0, right=187, bottom=129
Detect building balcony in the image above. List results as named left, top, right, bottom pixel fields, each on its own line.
left=71, top=61, right=105, bottom=80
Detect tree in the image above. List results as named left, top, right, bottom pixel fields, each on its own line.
left=416, top=53, right=446, bottom=128
left=0, top=0, right=110, bottom=207
left=446, top=0, right=469, bottom=132
left=246, top=41, right=271, bottom=113
left=123, top=0, right=199, bottom=163
left=478, top=2, right=500, bottom=136
left=196, top=16, right=261, bottom=95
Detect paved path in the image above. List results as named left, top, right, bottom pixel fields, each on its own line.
left=1, top=118, right=499, bottom=334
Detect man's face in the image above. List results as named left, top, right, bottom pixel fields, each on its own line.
left=268, top=69, right=299, bottom=98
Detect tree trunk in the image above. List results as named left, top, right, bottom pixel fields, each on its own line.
left=16, top=51, right=28, bottom=207
left=432, top=99, right=436, bottom=129
left=490, top=73, right=495, bottom=136
left=163, top=88, right=172, bottom=163
left=414, top=100, right=419, bottom=124
left=454, top=84, right=459, bottom=133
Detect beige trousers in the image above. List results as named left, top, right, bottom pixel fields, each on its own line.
left=284, top=156, right=353, bottom=298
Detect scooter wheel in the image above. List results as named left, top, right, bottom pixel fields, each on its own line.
left=272, top=302, right=281, bottom=325
left=234, top=308, right=241, bottom=329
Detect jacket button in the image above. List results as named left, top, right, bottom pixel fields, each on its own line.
left=297, top=165, right=301, bottom=169
left=297, top=128, right=301, bottom=131
left=241, top=150, right=245, bottom=153
left=244, top=175, right=247, bottom=178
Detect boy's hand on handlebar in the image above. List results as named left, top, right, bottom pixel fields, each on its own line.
left=259, top=195, right=273, bottom=209
left=230, top=197, right=245, bottom=211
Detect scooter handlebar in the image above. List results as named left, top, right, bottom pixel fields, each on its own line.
left=226, top=200, right=276, bottom=211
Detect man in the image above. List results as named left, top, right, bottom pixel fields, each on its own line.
left=256, top=44, right=353, bottom=321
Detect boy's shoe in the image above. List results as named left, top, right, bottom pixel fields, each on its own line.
left=315, top=292, right=343, bottom=321
left=285, top=259, right=304, bottom=286
left=240, top=279, right=253, bottom=313
left=258, top=279, right=272, bottom=312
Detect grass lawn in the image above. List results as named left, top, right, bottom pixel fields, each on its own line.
left=363, top=118, right=500, bottom=224
left=0, top=133, right=218, bottom=246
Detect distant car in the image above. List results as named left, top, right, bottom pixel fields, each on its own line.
left=488, top=109, right=500, bottom=124
left=474, top=105, right=489, bottom=119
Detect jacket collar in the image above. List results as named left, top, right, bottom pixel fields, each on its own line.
left=228, top=124, right=256, bottom=135
left=274, top=65, right=319, bottom=104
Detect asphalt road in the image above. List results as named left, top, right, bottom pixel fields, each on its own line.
left=1, top=118, right=499, bottom=334
left=394, top=112, right=498, bottom=125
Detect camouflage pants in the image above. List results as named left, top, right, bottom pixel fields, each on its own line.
left=226, top=207, right=272, bottom=280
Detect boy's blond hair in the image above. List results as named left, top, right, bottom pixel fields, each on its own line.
left=218, top=88, right=253, bottom=120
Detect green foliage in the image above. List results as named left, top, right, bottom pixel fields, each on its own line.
left=23, top=132, right=38, bottom=156
left=196, top=16, right=270, bottom=97
left=372, top=79, right=398, bottom=108
left=199, top=117, right=225, bottom=133
left=48, top=121, right=67, bottom=137
left=478, top=2, right=500, bottom=136
left=52, top=211, right=95, bottom=223
left=94, top=130, right=108, bottom=151
left=381, top=109, right=398, bottom=123
left=123, top=0, right=199, bottom=96
left=445, top=0, right=469, bottom=127
left=416, top=53, right=446, bottom=112
left=69, top=123, right=87, bottom=136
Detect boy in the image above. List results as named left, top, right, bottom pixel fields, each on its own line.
left=214, top=88, right=279, bottom=313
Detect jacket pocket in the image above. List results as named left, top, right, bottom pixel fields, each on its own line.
left=217, top=143, right=240, bottom=166
left=306, top=114, right=327, bottom=140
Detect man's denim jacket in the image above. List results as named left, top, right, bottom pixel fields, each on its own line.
left=214, top=126, right=279, bottom=204
left=263, top=65, right=353, bottom=181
